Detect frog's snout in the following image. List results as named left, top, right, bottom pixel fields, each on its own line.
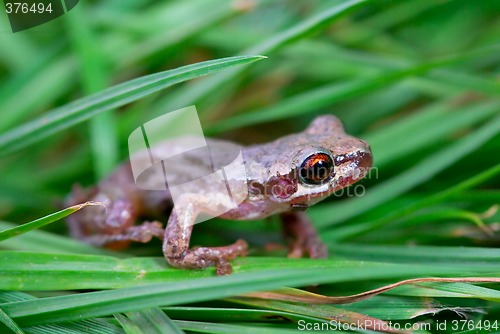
left=355, top=139, right=372, bottom=170
left=355, top=150, right=373, bottom=170
left=333, top=138, right=372, bottom=171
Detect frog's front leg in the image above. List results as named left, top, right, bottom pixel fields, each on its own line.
left=281, top=212, right=328, bottom=259
left=163, top=195, right=248, bottom=275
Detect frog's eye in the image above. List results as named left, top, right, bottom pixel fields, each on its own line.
left=299, top=152, right=334, bottom=185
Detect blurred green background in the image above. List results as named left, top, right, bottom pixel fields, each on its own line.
left=0, top=0, right=499, bottom=333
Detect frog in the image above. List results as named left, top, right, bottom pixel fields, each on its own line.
left=66, top=115, right=372, bottom=275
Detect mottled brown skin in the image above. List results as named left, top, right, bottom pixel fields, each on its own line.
left=66, top=115, right=372, bottom=275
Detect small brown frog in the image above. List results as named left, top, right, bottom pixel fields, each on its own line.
left=67, top=115, right=372, bottom=275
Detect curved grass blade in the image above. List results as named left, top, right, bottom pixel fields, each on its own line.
left=0, top=202, right=103, bottom=242
left=228, top=297, right=394, bottom=333
left=340, top=295, right=480, bottom=321
left=0, top=55, right=266, bottom=157
left=244, top=278, right=500, bottom=305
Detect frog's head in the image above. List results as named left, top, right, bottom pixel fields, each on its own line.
left=263, top=115, right=372, bottom=207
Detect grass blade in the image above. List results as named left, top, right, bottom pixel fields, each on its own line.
left=116, top=307, right=185, bottom=334
left=0, top=55, right=266, bottom=157
left=0, top=309, right=24, bottom=334
left=0, top=220, right=121, bottom=256
left=230, top=297, right=391, bottom=333
left=0, top=202, right=103, bottom=242
left=0, top=252, right=498, bottom=290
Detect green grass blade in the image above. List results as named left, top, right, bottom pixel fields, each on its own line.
left=1, top=260, right=498, bottom=327
left=174, top=320, right=298, bottom=334
left=341, top=295, right=468, bottom=321
left=333, top=244, right=500, bottom=264
left=0, top=292, right=122, bottom=334
left=0, top=309, right=24, bottom=334
left=0, top=55, right=266, bottom=157
left=24, top=321, right=122, bottom=334
left=162, top=306, right=323, bottom=323
left=0, top=252, right=498, bottom=291
left=0, top=220, right=121, bottom=256
left=0, top=291, right=36, bottom=304
left=392, top=282, right=500, bottom=301
left=0, top=202, right=103, bottom=242
left=229, top=297, right=389, bottom=332
left=116, top=307, right=185, bottom=334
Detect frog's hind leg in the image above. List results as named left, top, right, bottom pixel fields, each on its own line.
left=280, top=212, right=328, bottom=259
left=162, top=196, right=248, bottom=275
left=85, top=221, right=165, bottom=247
left=79, top=198, right=165, bottom=248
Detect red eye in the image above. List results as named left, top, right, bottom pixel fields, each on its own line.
left=299, top=152, right=334, bottom=185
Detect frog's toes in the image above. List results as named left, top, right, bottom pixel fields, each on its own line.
left=287, top=237, right=328, bottom=259
left=229, top=239, right=249, bottom=257
left=215, top=260, right=233, bottom=275
left=287, top=241, right=304, bottom=258
left=307, top=239, right=328, bottom=259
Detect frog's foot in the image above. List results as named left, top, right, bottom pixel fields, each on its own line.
left=85, top=221, right=165, bottom=246
left=173, top=239, right=249, bottom=275
left=281, top=212, right=328, bottom=259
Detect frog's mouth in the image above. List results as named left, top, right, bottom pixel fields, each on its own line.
left=331, top=150, right=372, bottom=190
